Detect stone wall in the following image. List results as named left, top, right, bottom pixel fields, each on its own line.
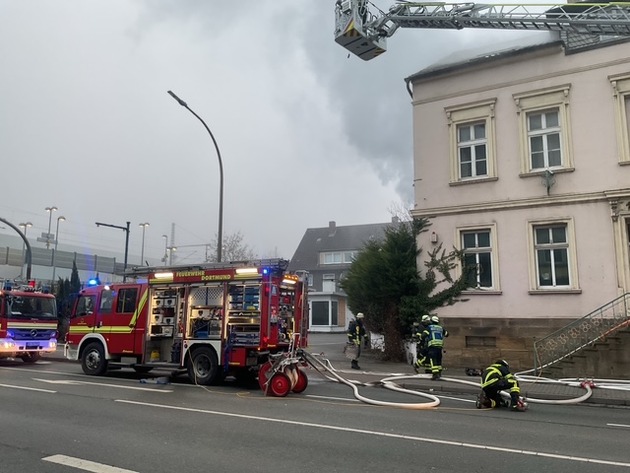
left=442, top=317, right=584, bottom=373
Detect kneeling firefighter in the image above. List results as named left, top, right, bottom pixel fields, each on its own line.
left=480, top=360, right=522, bottom=410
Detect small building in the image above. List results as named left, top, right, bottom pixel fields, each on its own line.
left=289, top=220, right=396, bottom=332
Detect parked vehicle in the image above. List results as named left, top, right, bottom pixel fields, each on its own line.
left=65, top=259, right=308, bottom=388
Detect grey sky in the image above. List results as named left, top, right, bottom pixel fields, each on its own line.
left=0, top=1, right=543, bottom=265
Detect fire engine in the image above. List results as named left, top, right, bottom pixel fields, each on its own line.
left=0, top=280, right=58, bottom=362
left=335, top=0, right=630, bottom=61
left=65, top=259, right=309, bottom=395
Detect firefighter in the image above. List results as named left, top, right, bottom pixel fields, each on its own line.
left=480, top=360, right=522, bottom=410
left=413, top=314, right=432, bottom=373
left=421, top=315, right=448, bottom=380
left=347, top=312, right=368, bottom=369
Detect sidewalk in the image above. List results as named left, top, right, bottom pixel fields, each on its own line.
left=303, top=340, right=630, bottom=408
left=43, top=343, right=630, bottom=407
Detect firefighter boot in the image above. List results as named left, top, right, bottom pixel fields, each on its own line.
left=510, top=393, right=521, bottom=411
left=351, top=359, right=360, bottom=370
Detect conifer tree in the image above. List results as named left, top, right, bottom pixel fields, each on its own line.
left=341, top=217, right=471, bottom=361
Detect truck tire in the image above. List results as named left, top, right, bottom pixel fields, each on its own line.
left=20, top=353, right=41, bottom=363
left=81, top=342, right=108, bottom=376
left=187, top=346, right=219, bottom=385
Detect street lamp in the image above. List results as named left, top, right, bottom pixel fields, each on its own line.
left=167, top=90, right=224, bottom=262
left=139, top=222, right=150, bottom=266
left=18, top=222, right=32, bottom=278
left=162, top=234, right=168, bottom=266
left=44, top=206, right=58, bottom=249
left=95, top=221, right=131, bottom=281
left=51, top=216, right=65, bottom=284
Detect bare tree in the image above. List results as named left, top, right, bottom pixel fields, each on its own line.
left=206, top=231, right=257, bottom=262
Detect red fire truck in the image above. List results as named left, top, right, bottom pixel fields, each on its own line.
left=65, top=259, right=309, bottom=391
left=0, top=281, right=58, bottom=362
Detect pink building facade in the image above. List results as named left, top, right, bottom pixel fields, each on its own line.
left=407, top=35, right=630, bottom=370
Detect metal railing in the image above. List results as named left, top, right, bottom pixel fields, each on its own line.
left=533, top=293, right=630, bottom=373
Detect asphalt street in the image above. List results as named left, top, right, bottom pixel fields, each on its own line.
left=0, top=334, right=625, bottom=472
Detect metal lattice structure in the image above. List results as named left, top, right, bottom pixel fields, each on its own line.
left=533, top=293, right=630, bottom=372
left=335, top=1, right=630, bottom=60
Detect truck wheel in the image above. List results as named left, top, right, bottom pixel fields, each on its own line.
left=20, top=353, right=41, bottom=363
left=269, top=373, right=291, bottom=397
left=291, top=368, right=308, bottom=393
left=81, top=342, right=108, bottom=376
left=187, top=346, right=219, bottom=385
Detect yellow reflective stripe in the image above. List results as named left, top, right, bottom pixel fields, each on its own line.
left=481, top=367, right=502, bottom=387
left=128, top=287, right=148, bottom=329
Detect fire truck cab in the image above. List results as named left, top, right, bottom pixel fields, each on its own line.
left=65, top=259, right=308, bottom=386
left=0, top=281, right=58, bottom=362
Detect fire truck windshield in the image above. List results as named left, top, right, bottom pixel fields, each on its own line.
left=3, top=295, right=57, bottom=320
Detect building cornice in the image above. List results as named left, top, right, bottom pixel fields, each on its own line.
left=412, top=188, right=630, bottom=217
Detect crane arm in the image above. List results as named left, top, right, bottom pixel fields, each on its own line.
left=335, top=0, right=630, bottom=60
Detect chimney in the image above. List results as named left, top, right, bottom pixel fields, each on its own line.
left=328, top=221, right=337, bottom=237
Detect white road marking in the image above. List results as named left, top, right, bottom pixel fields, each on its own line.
left=608, top=423, right=630, bottom=428
left=117, top=399, right=630, bottom=469
left=32, top=378, right=172, bottom=392
left=0, top=383, right=55, bottom=393
left=42, top=454, right=137, bottom=472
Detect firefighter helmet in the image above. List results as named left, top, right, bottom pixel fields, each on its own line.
left=356, top=312, right=364, bottom=319
left=430, top=315, right=440, bottom=324
left=496, top=359, right=509, bottom=368
left=421, top=314, right=430, bottom=323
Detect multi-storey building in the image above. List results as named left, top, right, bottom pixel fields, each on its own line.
left=289, top=220, right=393, bottom=332
left=407, top=33, right=630, bottom=370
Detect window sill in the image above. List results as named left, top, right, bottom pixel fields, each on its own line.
left=528, top=288, right=582, bottom=295
left=462, top=289, right=502, bottom=295
left=450, top=176, right=498, bottom=186
left=519, top=167, right=574, bottom=178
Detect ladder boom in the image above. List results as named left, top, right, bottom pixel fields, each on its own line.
left=335, top=1, right=630, bottom=60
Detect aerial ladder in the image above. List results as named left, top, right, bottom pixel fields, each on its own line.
left=335, top=0, right=630, bottom=60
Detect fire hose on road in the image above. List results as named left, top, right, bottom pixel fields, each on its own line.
left=297, top=350, right=630, bottom=409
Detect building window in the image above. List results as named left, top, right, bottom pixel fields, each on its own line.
left=320, top=251, right=357, bottom=265
left=446, top=99, right=497, bottom=184
left=514, top=85, right=573, bottom=174
left=322, top=274, right=336, bottom=292
left=609, top=74, right=630, bottom=164
left=534, top=225, right=570, bottom=287
left=527, top=219, right=579, bottom=292
left=457, top=122, right=487, bottom=178
left=466, top=336, right=496, bottom=347
left=462, top=229, right=493, bottom=288
left=311, top=300, right=338, bottom=326
left=527, top=108, right=562, bottom=169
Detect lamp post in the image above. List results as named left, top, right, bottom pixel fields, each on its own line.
left=162, top=234, right=168, bottom=266
left=167, top=90, right=224, bottom=262
left=44, top=206, right=58, bottom=249
left=139, top=222, right=150, bottom=266
left=95, top=221, right=130, bottom=281
left=51, top=216, right=65, bottom=285
left=18, top=222, right=32, bottom=278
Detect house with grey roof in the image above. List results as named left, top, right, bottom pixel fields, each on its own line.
left=407, top=31, right=630, bottom=373
left=288, top=219, right=397, bottom=332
